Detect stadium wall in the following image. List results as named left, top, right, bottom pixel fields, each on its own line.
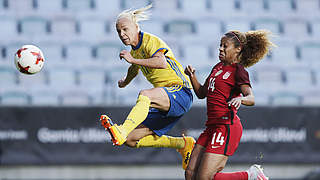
left=0, top=106, right=319, bottom=165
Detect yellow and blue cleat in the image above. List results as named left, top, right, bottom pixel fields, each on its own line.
left=100, top=115, right=126, bottom=146
left=176, top=135, right=195, bottom=170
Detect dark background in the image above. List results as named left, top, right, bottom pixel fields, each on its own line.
left=1, top=106, right=319, bottom=165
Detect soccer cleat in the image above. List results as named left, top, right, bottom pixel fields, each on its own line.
left=247, top=164, right=269, bottom=180
left=100, top=115, right=126, bottom=146
left=176, top=135, right=196, bottom=170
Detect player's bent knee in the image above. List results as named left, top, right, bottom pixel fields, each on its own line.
left=139, top=89, right=152, bottom=98
left=217, top=165, right=225, bottom=173
left=125, top=135, right=138, bottom=148
left=125, top=139, right=137, bottom=148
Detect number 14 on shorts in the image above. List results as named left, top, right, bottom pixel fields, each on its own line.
left=211, top=132, right=225, bottom=148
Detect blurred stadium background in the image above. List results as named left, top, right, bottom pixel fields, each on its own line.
left=0, top=0, right=320, bottom=179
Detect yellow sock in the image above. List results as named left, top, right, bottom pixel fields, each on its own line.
left=136, top=135, right=185, bottom=149
left=121, top=95, right=151, bottom=137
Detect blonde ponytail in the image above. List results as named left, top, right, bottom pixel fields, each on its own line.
left=117, top=4, right=152, bottom=24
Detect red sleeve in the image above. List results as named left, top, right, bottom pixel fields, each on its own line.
left=236, top=64, right=251, bottom=87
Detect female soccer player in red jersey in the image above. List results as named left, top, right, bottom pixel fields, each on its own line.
left=184, top=30, right=274, bottom=180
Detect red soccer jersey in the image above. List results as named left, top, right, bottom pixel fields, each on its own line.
left=205, top=62, right=251, bottom=125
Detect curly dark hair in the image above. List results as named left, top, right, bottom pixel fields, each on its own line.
left=225, top=30, right=275, bottom=67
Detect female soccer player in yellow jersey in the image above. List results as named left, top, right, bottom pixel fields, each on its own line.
left=99, top=4, right=195, bottom=170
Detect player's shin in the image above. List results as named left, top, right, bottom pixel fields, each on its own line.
left=136, top=135, right=185, bottom=149
left=121, top=95, right=151, bottom=137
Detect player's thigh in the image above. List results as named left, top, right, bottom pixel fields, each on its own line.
left=197, top=153, right=228, bottom=180
left=140, top=88, right=170, bottom=111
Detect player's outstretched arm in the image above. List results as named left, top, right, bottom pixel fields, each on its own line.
left=118, top=64, right=139, bottom=88
left=184, top=65, right=208, bottom=99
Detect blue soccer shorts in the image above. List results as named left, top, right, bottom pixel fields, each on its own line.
left=142, top=85, right=193, bottom=136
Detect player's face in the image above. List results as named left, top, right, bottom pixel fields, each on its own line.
left=116, top=17, right=139, bottom=46
left=219, top=36, right=241, bottom=65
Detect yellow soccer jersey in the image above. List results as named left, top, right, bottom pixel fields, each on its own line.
left=130, top=31, right=191, bottom=88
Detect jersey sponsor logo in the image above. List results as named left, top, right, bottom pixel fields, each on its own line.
left=223, top=71, right=231, bottom=79
left=215, top=70, right=223, bottom=77
left=211, top=145, right=221, bottom=149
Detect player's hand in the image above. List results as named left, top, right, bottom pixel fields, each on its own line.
left=118, top=77, right=127, bottom=88
left=228, top=97, right=242, bottom=110
left=184, top=65, right=195, bottom=77
left=119, top=50, right=134, bottom=64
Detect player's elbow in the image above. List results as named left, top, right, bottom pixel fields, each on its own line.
left=154, top=55, right=167, bottom=69
left=249, top=95, right=255, bottom=106
left=247, top=101, right=255, bottom=106
left=250, top=100, right=255, bottom=106
left=195, top=91, right=206, bottom=99
left=251, top=97, right=255, bottom=106
left=245, top=95, right=255, bottom=106
left=158, top=61, right=167, bottom=69
left=196, top=94, right=206, bottom=99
